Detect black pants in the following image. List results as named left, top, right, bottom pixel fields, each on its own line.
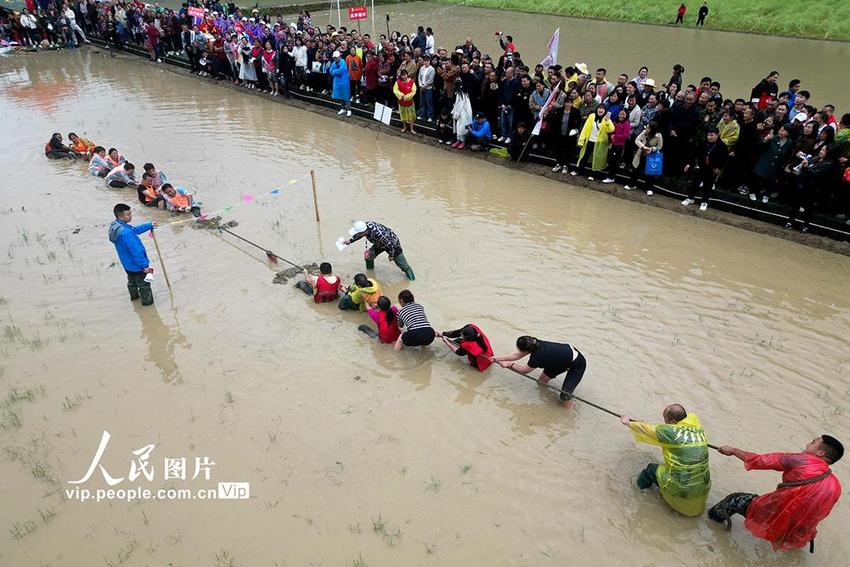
left=785, top=181, right=819, bottom=227
left=688, top=168, right=718, bottom=202
left=630, top=156, right=649, bottom=187
left=697, top=15, right=706, bottom=26
left=560, top=134, right=578, bottom=168
left=46, top=150, right=75, bottom=159
left=675, top=15, right=684, bottom=24
left=607, top=145, right=625, bottom=176
left=708, top=493, right=756, bottom=524
left=576, top=142, right=595, bottom=174
left=637, top=463, right=659, bottom=489
left=126, top=270, right=153, bottom=305
left=558, top=350, right=587, bottom=400
left=401, top=327, right=436, bottom=347
left=108, top=179, right=128, bottom=188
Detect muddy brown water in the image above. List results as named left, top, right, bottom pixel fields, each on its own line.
left=309, top=1, right=850, bottom=112
left=1, top=49, right=849, bottom=566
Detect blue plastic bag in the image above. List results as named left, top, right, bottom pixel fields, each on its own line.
left=645, top=151, right=663, bottom=176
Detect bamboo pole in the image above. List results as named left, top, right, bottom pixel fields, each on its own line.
left=310, top=169, right=320, bottom=223
left=150, top=228, right=172, bottom=291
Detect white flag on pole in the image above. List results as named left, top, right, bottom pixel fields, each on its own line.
left=539, top=27, right=560, bottom=69
left=532, top=84, right=560, bottom=137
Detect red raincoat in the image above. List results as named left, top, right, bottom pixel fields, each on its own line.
left=743, top=452, right=841, bottom=551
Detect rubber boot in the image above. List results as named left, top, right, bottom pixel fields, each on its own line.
left=365, top=257, right=375, bottom=270
left=139, top=281, right=154, bottom=306
left=636, top=464, right=657, bottom=490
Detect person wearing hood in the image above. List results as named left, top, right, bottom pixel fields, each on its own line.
left=108, top=203, right=157, bottom=306
left=329, top=50, right=351, bottom=116
left=345, top=220, right=415, bottom=280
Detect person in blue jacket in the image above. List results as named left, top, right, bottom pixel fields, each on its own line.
left=329, top=50, right=351, bottom=117
left=466, top=112, right=492, bottom=151
left=108, top=203, right=157, bottom=306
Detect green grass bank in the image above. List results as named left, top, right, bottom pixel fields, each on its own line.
left=436, top=0, right=850, bottom=41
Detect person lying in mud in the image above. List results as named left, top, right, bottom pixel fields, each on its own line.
left=344, top=220, right=416, bottom=281
left=68, top=132, right=96, bottom=157
left=359, top=296, right=401, bottom=344
left=105, top=161, right=137, bottom=188
left=297, top=262, right=342, bottom=303
left=161, top=184, right=201, bottom=216
left=437, top=324, right=494, bottom=371
left=44, top=133, right=76, bottom=159
left=394, top=290, right=436, bottom=351
left=137, top=173, right=165, bottom=208
left=338, top=273, right=382, bottom=312
left=492, top=335, right=587, bottom=406
left=89, top=146, right=111, bottom=177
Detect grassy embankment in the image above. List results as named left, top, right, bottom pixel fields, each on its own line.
left=437, top=0, right=850, bottom=41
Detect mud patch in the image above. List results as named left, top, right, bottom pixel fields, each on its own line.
left=191, top=216, right=239, bottom=230
left=272, top=263, right=318, bottom=285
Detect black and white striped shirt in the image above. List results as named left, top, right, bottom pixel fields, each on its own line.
left=397, top=303, right=432, bottom=331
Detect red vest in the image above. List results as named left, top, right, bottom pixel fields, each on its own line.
left=396, top=79, right=414, bottom=107
left=460, top=325, right=493, bottom=372
left=314, top=275, right=340, bottom=303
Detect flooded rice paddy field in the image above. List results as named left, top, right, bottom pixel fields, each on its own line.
left=0, top=48, right=849, bottom=566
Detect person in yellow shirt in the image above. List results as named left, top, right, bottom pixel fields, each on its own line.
left=619, top=404, right=711, bottom=517
left=338, top=273, right=382, bottom=312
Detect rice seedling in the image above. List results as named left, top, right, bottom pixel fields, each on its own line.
left=9, top=519, right=37, bottom=539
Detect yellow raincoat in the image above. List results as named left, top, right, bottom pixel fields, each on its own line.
left=577, top=113, right=615, bottom=172
left=348, top=279, right=382, bottom=312
left=629, top=413, right=711, bottom=516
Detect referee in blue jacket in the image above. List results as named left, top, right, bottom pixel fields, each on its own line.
left=108, top=203, right=157, bottom=306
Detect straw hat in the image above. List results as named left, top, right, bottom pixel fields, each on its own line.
left=574, top=62, right=589, bottom=75
left=643, top=78, right=656, bottom=88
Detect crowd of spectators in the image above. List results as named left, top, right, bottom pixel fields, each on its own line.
left=3, top=0, right=850, bottom=232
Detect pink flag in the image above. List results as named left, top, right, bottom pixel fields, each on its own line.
left=242, top=194, right=255, bottom=202
left=539, top=28, right=560, bottom=69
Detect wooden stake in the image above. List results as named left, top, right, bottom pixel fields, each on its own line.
left=150, top=228, right=172, bottom=291
left=310, top=169, right=320, bottom=223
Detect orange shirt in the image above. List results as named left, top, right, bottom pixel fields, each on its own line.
left=346, top=54, right=362, bottom=81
